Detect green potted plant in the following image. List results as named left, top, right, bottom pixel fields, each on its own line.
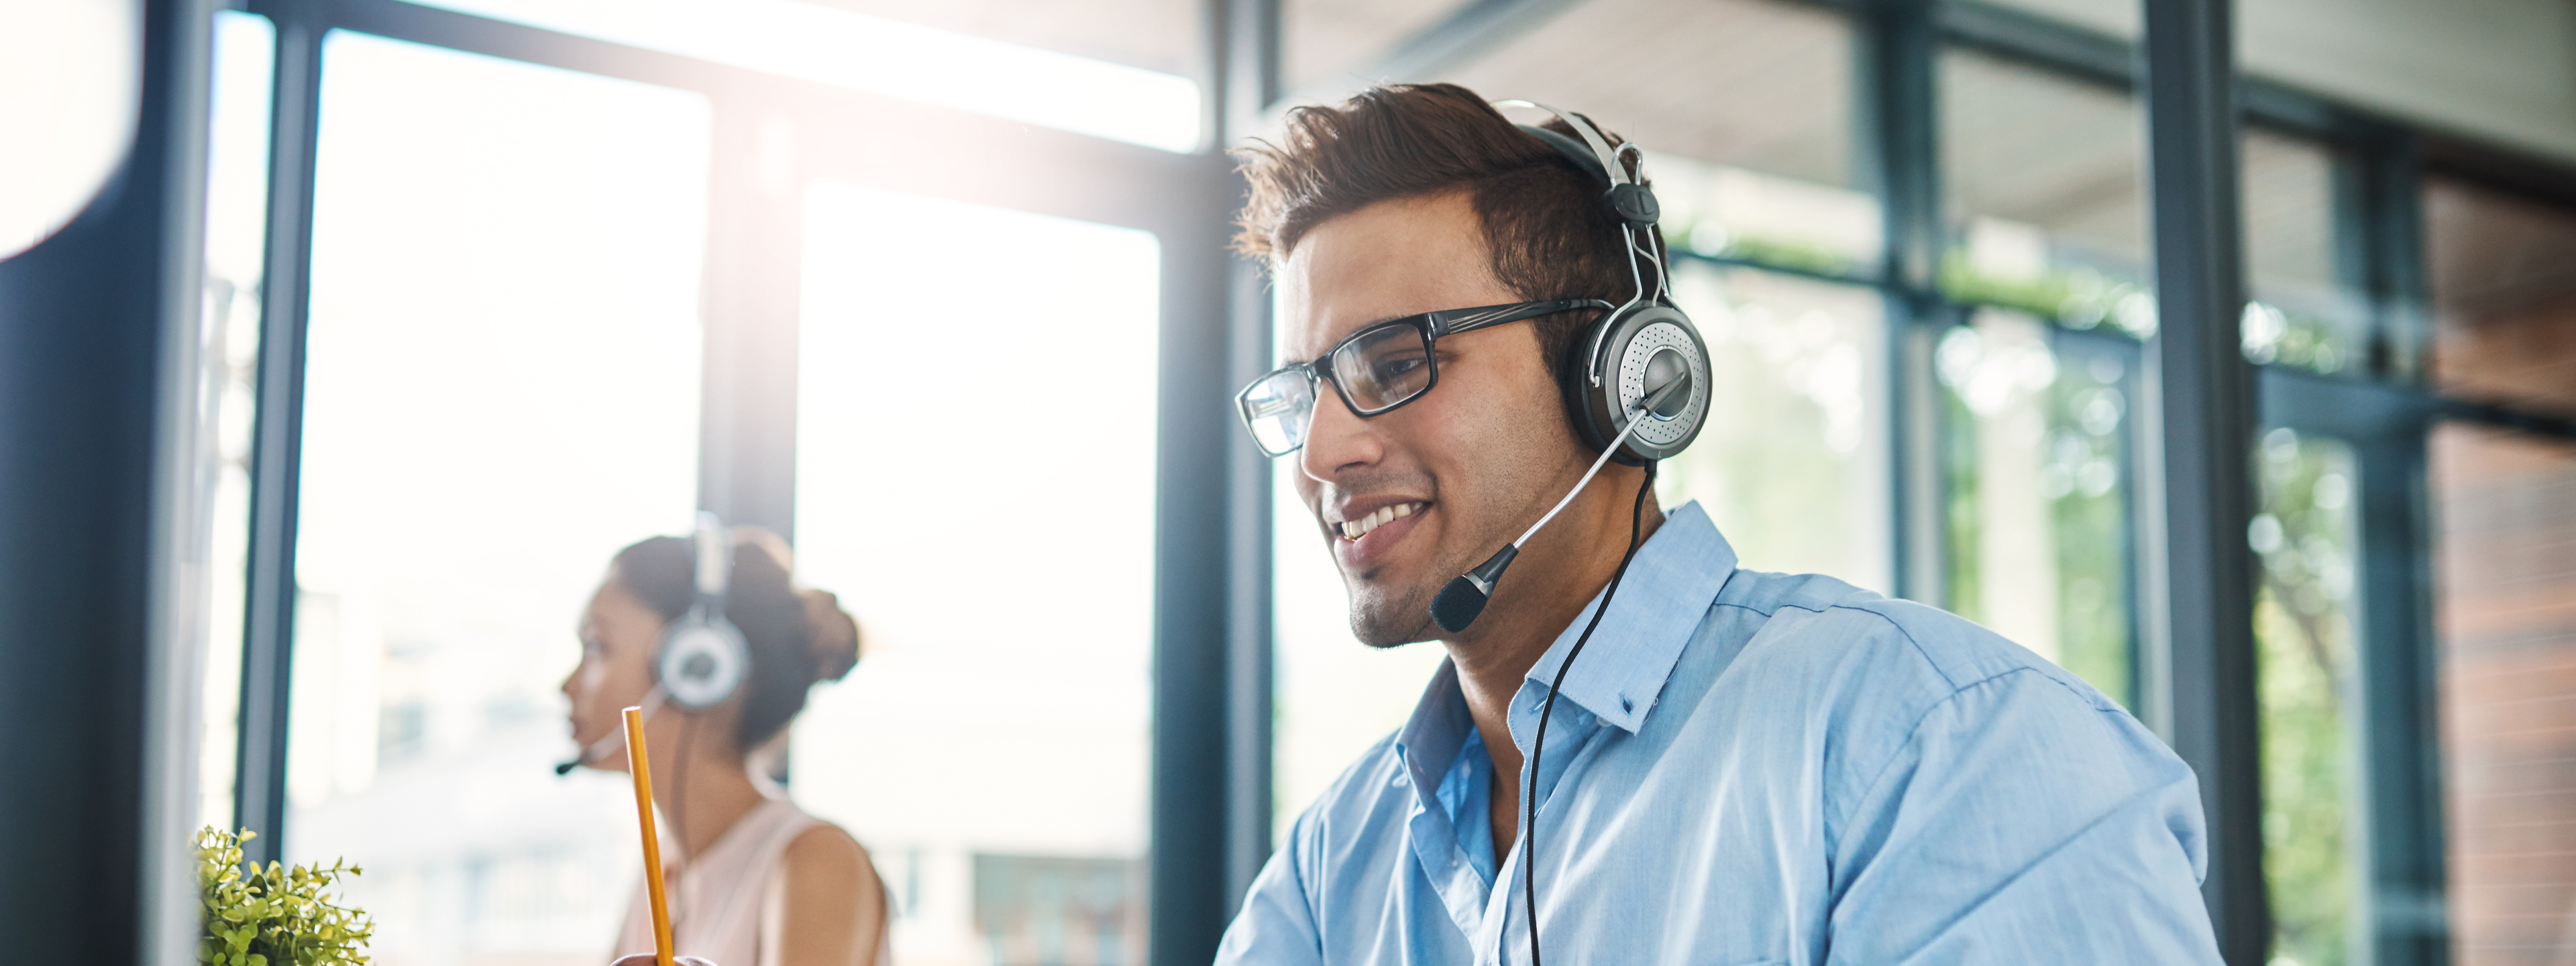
left=195, top=828, right=374, bottom=966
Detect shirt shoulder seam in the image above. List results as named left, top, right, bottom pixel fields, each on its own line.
left=1712, top=596, right=1964, bottom=690
left=1827, top=663, right=2101, bottom=833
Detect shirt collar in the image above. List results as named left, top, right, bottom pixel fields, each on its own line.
left=1391, top=499, right=1737, bottom=774
left=1519, top=499, right=1736, bottom=734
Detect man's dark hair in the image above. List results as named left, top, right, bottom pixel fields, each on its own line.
left=1232, top=83, right=1661, bottom=424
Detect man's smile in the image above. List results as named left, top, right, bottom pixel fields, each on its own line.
left=1326, top=498, right=1434, bottom=572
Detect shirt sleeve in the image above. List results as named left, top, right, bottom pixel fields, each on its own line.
left=1823, top=667, right=2225, bottom=965
left=1214, top=812, right=1325, bottom=966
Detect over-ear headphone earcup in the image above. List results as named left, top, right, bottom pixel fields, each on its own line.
left=658, top=610, right=750, bottom=710
left=1568, top=302, right=1711, bottom=466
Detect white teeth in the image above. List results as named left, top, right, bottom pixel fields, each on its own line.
left=1337, top=502, right=1425, bottom=541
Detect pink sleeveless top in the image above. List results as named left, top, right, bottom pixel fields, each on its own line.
left=614, top=796, right=891, bottom=966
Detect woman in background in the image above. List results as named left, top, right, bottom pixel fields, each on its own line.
left=561, top=526, right=888, bottom=966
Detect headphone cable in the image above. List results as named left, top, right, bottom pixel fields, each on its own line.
left=1521, top=460, right=1655, bottom=966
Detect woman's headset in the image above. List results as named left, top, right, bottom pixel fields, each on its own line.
left=554, top=512, right=749, bottom=775
left=657, top=511, right=750, bottom=711
left=1499, top=100, right=1713, bottom=465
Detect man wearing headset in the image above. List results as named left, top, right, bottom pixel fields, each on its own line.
left=1217, top=85, right=2222, bottom=965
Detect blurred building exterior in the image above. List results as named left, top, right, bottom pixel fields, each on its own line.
left=3, top=1, right=2573, bottom=966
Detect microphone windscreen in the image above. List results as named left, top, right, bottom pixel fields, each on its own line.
left=1432, top=576, right=1491, bottom=633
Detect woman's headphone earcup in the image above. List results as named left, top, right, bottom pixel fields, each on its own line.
left=657, top=610, right=749, bottom=710
left=1566, top=301, right=1711, bottom=465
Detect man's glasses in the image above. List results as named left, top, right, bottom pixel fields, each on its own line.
left=1235, top=299, right=1611, bottom=456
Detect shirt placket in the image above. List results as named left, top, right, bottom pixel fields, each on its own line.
left=1402, top=744, right=1494, bottom=944
left=1474, top=685, right=1609, bottom=966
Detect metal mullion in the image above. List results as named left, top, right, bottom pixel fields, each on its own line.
left=2349, top=423, right=2447, bottom=966
left=1214, top=0, right=1282, bottom=913
left=1857, top=0, right=1945, bottom=605
left=2137, top=0, right=2266, bottom=960
left=1148, top=150, right=1242, bottom=966
left=2332, top=122, right=2451, bottom=966
left=1146, top=7, right=1244, bottom=954
left=2366, top=134, right=2429, bottom=386
left=233, top=0, right=326, bottom=868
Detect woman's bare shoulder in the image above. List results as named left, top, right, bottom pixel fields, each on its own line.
left=780, top=819, right=880, bottom=895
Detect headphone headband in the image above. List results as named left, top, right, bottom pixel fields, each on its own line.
left=660, top=511, right=749, bottom=710
left=1495, top=100, right=1631, bottom=186
left=1499, top=101, right=1662, bottom=230
left=1488, top=96, right=1705, bottom=467
left=691, top=511, right=729, bottom=602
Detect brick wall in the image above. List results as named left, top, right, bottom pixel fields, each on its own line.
left=2432, top=423, right=2576, bottom=965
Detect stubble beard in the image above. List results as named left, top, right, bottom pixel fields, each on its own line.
left=1336, top=492, right=1541, bottom=648
left=1342, top=567, right=1442, bottom=647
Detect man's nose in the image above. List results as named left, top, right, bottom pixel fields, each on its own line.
left=1299, top=389, right=1382, bottom=483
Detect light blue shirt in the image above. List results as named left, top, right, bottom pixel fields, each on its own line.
left=1218, top=502, right=2222, bottom=966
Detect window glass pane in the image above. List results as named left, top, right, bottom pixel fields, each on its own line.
left=199, top=8, right=274, bottom=835
left=2424, top=176, right=2576, bottom=418
left=1937, top=311, right=2137, bottom=702
left=792, top=182, right=1159, bottom=966
left=2242, top=129, right=2368, bottom=378
left=1660, top=264, right=1890, bottom=592
left=2431, top=422, right=2576, bottom=966
left=1941, top=48, right=2154, bottom=337
left=2242, top=0, right=2576, bottom=165
left=2253, top=429, right=2361, bottom=966
left=286, top=32, right=709, bottom=965
left=413, top=0, right=1199, bottom=152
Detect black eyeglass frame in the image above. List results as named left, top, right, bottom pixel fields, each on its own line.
left=1235, top=298, right=1615, bottom=455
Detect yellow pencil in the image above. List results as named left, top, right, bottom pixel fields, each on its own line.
left=624, top=706, right=677, bottom=966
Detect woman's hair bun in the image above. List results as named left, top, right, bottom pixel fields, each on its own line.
left=801, top=588, right=861, bottom=682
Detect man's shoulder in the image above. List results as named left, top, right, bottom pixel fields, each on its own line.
left=1702, top=567, right=2123, bottom=719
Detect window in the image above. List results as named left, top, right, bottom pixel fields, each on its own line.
left=2431, top=423, right=2576, bottom=966
left=284, top=31, right=710, bottom=965
left=2253, top=429, right=2361, bottom=966
left=2242, top=130, right=2367, bottom=377
left=408, top=0, right=1199, bottom=151
left=1940, top=47, right=2153, bottom=336
left=1662, top=264, right=1890, bottom=591
left=792, top=182, right=1161, bottom=966
left=1936, top=311, right=2136, bottom=702
left=199, top=7, right=276, bottom=835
